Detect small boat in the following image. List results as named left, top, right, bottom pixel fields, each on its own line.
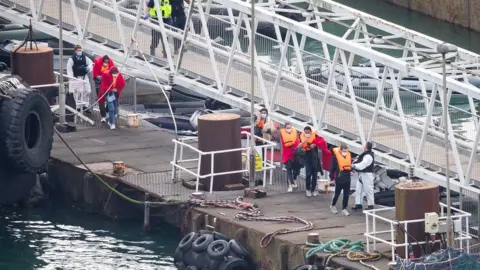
left=146, top=114, right=196, bottom=132
left=189, top=108, right=250, bottom=129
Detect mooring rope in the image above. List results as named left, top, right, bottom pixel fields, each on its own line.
left=189, top=197, right=314, bottom=248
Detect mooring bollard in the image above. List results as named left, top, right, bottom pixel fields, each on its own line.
left=143, top=193, right=151, bottom=232
left=307, top=233, right=320, bottom=265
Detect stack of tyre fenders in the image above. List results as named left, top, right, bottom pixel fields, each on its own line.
left=174, top=230, right=253, bottom=270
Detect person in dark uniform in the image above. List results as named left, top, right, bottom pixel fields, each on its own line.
left=172, top=0, right=189, bottom=54
left=144, top=0, right=173, bottom=57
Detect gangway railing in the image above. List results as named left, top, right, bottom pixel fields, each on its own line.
left=364, top=203, right=472, bottom=265
left=2, top=0, right=480, bottom=200
left=170, top=131, right=276, bottom=194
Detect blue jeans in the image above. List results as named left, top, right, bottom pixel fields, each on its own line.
left=286, top=168, right=298, bottom=184
left=107, top=100, right=116, bottom=124
left=305, top=159, right=318, bottom=192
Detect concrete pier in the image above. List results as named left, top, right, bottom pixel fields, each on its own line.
left=48, top=115, right=392, bottom=269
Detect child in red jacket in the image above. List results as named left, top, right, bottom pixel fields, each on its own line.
left=93, top=55, right=115, bottom=122
left=99, top=67, right=125, bottom=129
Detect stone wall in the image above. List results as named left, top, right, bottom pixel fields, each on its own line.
left=384, top=0, right=480, bottom=32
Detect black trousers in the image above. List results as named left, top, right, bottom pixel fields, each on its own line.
left=305, top=158, right=317, bottom=192
left=65, top=93, right=76, bottom=123
left=173, top=14, right=186, bottom=51
left=332, top=180, right=351, bottom=210
left=95, top=85, right=107, bottom=118
left=150, top=18, right=172, bottom=55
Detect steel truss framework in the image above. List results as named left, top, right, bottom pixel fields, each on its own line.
left=2, top=1, right=480, bottom=198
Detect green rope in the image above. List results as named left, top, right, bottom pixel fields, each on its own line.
left=305, top=238, right=364, bottom=258
left=54, top=127, right=184, bottom=206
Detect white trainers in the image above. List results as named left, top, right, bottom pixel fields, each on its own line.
left=342, top=209, right=350, bottom=216
left=312, top=191, right=318, bottom=197
left=100, top=117, right=107, bottom=123
left=287, top=185, right=293, bottom=193
left=108, top=122, right=116, bottom=130
left=292, top=181, right=298, bottom=188
left=306, top=190, right=312, bottom=197
left=330, top=205, right=338, bottom=214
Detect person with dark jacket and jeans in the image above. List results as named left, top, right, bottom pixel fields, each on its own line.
left=299, top=126, right=329, bottom=197
left=172, top=0, right=189, bottom=54
left=330, top=142, right=352, bottom=216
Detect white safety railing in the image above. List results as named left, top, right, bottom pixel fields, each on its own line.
left=364, top=204, right=472, bottom=265
left=170, top=131, right=276, bottom=194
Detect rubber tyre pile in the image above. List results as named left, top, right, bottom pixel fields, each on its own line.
left=293, top=265, right=335, bottom=270
left=174, top=230, right=253, bottom=270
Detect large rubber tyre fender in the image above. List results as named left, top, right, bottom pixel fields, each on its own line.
left=218, top=256, right=249, bottom=270
left=0, top=88, right=53, bottom=172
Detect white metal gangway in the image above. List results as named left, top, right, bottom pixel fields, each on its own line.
left=2, top=0, right=480, bottom=196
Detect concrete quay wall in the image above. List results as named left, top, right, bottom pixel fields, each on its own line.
left=383, top=0, right=480, bottom=31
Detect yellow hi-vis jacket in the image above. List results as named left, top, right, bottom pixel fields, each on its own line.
left=149, top=0, right=172, bottom=19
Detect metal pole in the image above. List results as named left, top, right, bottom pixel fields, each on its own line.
left=249, top=0, right=256, bottom=189
left=133, top=77, right=137, bottom=114
left=443, top=53, right=454, bottom=247
left=58, top=0, right=66, bottom=124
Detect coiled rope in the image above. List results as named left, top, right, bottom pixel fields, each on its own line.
left=305, top=239, right=384, bottom=270
left=189, top=197, right=314, bottom=248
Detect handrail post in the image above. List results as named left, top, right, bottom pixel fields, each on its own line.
left=196, top=154, right=202, bottom=192
left=210, top=153, right=214, bottom=194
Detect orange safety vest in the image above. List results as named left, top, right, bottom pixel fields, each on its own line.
left=280, top=128, right=298, bottom=148
left=300, top=130, right=317, bottom=151
left=332, top=147, right=352, bottom=171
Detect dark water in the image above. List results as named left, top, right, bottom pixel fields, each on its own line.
left=0, top=204, right=179, bottom=270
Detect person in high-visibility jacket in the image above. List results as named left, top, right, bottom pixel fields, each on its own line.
left=144, top=0, right=173, bottom=57
left=280, top=122, right=300, bottom=192
left=299, top=126, right=329, bottom=197
left=329, top=143, right=352, bottom=216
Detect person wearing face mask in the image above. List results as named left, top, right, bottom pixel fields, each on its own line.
left=329, top=143, right=352, bottom=216
left=254, top=108, right=274, bottom=161
left=280, top=122, right=300, bottom=192
left=351, top=142, right=375, bottom=211
left=299, top=126, right=330, bottom=197
left=66, top=44, right=93, bottom=114
left=99, top=67, right=125, bottom=130
left=93, top=55, right=116, bottom=123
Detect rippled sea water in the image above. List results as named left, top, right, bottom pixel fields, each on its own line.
left=0, top=204, right=179, bottom=270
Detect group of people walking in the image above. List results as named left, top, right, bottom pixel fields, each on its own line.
left=66, top=45, right=126, bottom=130
left=260, top=109, right=376, bottom=217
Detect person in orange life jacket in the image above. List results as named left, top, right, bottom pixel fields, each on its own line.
left=93, top=55, right=116, bottom=123
left=280, top=122, right=300, bottom=192
left=299, top=126, right=329, bottom=197
left=329, top=143, right=352, bottom=216
left=99, top=67, right=126, bottom=130
left=351, top=142, right=375, bottom=211
left=254, top=108, right=272, bottom=161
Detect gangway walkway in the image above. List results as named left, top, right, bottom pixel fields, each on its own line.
left=2, top=0, right=480, bottom=200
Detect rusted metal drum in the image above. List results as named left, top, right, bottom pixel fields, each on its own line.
left=395, top=181, right=440, bottom=258
left=198, top=113, right=242, bottom=191
left=10, top=45, right=54, bottom=87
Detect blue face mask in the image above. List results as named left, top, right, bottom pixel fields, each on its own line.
left=76, top=51, right=82, bottom=57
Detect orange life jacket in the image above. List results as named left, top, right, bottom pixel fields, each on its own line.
left=332, top=147, right=352, bottom=171
left=256, top=118, right=264, bottom=129
left=280, top=128, right=298, bottom=148
left=112, top=77, right=117, bottom=89
left=101, top=65, right=109, bottom=73
left=300, top=130, right=317, bottom=151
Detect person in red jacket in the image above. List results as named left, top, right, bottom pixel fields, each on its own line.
left=99, top=67, right=125, bottom=130
left=93, top=55, right=115, bottom=122
left=280, top=122, right=300, bottom=192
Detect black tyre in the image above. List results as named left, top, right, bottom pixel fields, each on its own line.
left=213, top=231, right=230, bottom=242
left=293, top=266, right=314, bottom=270
left=186, top=265, right=198, bottom=270
left=207, top=240, right=230, bottom=261
left=192, top=234, right=214, bottom=253
left=173, top=247, right=183, bottom=263
left=218, top=256, right=249, bottom=270
left=178, top=232, right=198, bottom=252
left=0, top=88, right=53, bottom=172
left=191, top=251, right=210, bottom=269
left=229, top=239, right=249, bottom=258
left=209, top=259, right=223, bottom=270
left=174, top=261, right=186, bottom=270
